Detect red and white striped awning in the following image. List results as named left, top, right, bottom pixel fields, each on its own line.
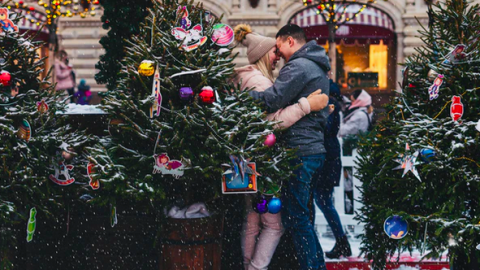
left=11, top=8, right=48, bottom=33
left=290, top=4, right=394, bottom=32
left=9, top=8, right=49, bottom=42
left=289, top=4, right=395, bottom=45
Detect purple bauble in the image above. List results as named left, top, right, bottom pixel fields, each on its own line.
left=264, top=133, right=276, bottom=147
left=179, top=87, right=194, bottom=101
left=253, top=196, right=268, bottom=214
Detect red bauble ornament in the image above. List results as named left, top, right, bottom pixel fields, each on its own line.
left=0, top=71, right=12, bottom=87
left=199, top=86, right=215, bottom=104
left=264, top=133, right=276, bottom=147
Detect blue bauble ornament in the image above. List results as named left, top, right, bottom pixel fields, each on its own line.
left=267, top=197, right=282, bottom=214
left=384, top=215, right=408, bottom=239
left=420, top=148, right=435, bottom=163
left=253, top=195, right=268, bottom=214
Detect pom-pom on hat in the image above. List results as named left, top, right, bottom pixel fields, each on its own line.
left=234, top=24, right=276, bottom=64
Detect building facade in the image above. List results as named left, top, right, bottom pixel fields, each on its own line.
left=19, top=0, right=478, bottom=95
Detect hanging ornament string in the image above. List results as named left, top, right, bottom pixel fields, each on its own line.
left=432, top=100, right=452, bottom=119
left=454, top=157, right=480, bottom=168
left=153, top=129, right=162, bottom=155
left=151, top=15, right=156, bottom=47
left=422, top=222, right=428, bottom=255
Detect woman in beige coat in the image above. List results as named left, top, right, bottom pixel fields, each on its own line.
left=232, top=24, right=329, bottom=270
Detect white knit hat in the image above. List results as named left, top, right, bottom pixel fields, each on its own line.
left=234, top=24, right=276, bottom=64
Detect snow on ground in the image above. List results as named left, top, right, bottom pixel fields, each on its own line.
left=320, top=235, right=448, bottom=263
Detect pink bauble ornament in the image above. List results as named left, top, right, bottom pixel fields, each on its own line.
left=264, top=134, right=276, bottom=147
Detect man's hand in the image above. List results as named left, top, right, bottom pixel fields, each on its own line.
left=306, top=89, right=329, bottom=112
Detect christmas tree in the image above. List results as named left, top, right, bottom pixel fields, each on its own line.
left=0, top=9, right=95, bottom=269
left=356, top=1, right=480, bottom=269
left=95, top=0, right=153, bottom=91
left=88, top=0, right=294, bottom=221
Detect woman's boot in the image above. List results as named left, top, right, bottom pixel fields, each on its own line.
left=325, top=235, right=352, bottom=259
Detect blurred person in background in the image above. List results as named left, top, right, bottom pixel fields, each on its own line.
left=55, top=50, right=76, bottom=103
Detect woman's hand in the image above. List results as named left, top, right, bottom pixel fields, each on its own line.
left=328, top=104, right=335, bottom=115
left=307, top=89, right=329, bottom=112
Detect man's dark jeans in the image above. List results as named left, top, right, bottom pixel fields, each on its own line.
left=282, top=154, right=326, bottom=270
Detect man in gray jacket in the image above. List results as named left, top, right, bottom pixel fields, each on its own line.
left=250, top=24, right=330, bottom=270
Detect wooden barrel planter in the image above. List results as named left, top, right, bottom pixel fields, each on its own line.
left=159, top=214, right=224, bottom=270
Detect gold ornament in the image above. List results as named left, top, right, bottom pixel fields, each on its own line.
left=138, top=60, right=155, bottom=76
left=62, top=147, right=76, bottom=161
left=427, top=69, right=438, bottom=82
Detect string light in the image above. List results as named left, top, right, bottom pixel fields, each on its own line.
left=305, top=0, right=377, bottom=26
left=11, top=0, right=101, bottom=25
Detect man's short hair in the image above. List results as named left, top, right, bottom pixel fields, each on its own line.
left=276, top=24, right=307, bottom=43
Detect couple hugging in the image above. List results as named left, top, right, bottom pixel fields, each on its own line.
left=232, top=24, right=331, bottom=270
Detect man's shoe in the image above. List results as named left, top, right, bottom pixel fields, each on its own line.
left=325, top=235, right=352, bottom=259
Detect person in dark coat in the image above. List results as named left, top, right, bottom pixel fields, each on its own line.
left=250, top=24, right=330, bottom=270
left=313, top=80, right=352, bottom=259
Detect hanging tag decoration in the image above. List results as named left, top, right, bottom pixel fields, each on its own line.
left=150, top=63, right=162, bottom=118
left=26, top=207, right=37, bottom=242
left=37, top=100, right=49, bottom=114
left=171, top=25, right=208, bottom=52
left=205, top=11, right=212, bottom=23
left=428, top=74, right=444, bottom=100
left=49, top=160, right=75, bottom=186
left=171, top=5, right=207, bottom=51
left=384, top=215, right=408, bottom=239
left=211, top=24, right=234, bottom=47
left=443, top=44, right=467, bottom=64
left=18, top=120, right=32, bottom=142
left=392, top=143, right=422, bottom=182
left=110, top=206, right=118, bottom=228
left=398, top=67, right=409, bottom=92
left=153, top=153, right=185, bottom=178
left=176, top=6, right=191, bottom=30
left=450, top=95, right=464, bottom=122
left=0, top=8, right=19, bottom=33
left=87, top=161, right=100, bottom=190
left=222, top=155, right=260, bottom=194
